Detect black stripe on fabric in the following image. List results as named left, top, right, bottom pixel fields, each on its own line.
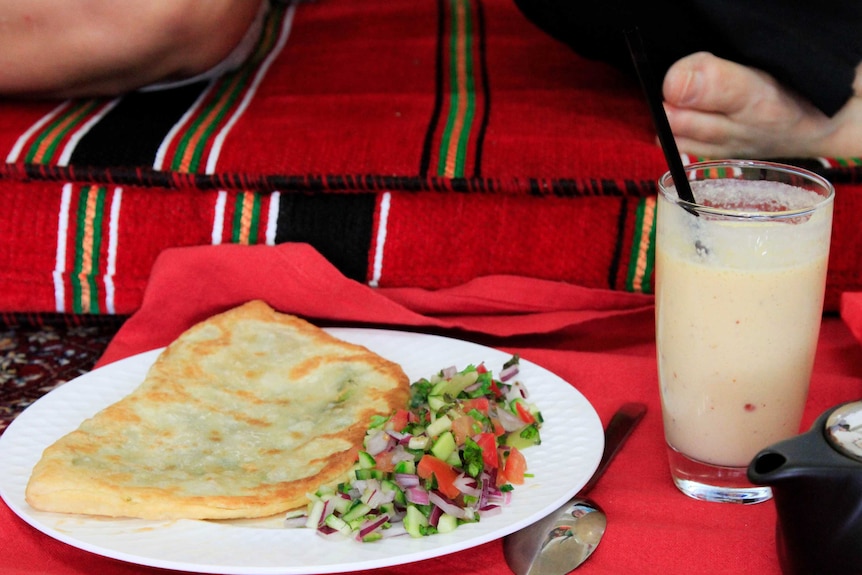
left=418, top=0, right=447, bottom=177
left=608, top=195, right=629, bottom=290
left=69, top=82, right=208, bottom=168
left=274, top=192, right=376, bottom=283
left=472, top=0, right=490, bottom=178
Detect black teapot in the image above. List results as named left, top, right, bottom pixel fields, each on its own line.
left=748, top=401, right=862, bottom=575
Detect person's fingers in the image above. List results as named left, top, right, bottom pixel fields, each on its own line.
left=663, top=52, right=774, bottom=116
left=664, top=103, right=786, bottom=158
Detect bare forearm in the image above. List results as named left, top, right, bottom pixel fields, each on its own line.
left=0, top=0, right=264, bottom=98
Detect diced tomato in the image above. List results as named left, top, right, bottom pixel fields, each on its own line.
left=496, top=446, right=527, bottom=486
left=388, top=409, right=410, bottom=432
left=374, top=450, right=396, bottom=473
left=452, top=415, right=478, bottom=445
left=417, top=455, right=461, bottom=499
left=475, top=433, right=498, bottom=469
left=476, top=363, right=488, bottom=374
left=462, top=397, right=490, bottom=415
left=490, top=417, right=506, bottom=437
left=515, top=402, right=536, bottom=424
left=489, top=379, right=504, bottom=398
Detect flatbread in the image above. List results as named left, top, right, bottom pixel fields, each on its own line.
left=25, top=300, right=410, bottom=520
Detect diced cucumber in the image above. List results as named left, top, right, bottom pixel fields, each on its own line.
left=432, top=370, right=479, bottom=398
left=354, top=468, right=385, bottom=480
left=357, top=451, right=376, bottom=469
left=361, top=531, right=384, bottom=542
left=393, top=459, right=415, bottom=474
left=431, top=430, right=457, bottom=461
left=427, top=394, right=447, bottom=411
left=445, top=449, right=462, bottom=468
left=436, top=513, right=459, bottom=533
left=408, top=435, right=430, bottom=450
left=312, top=485, right=335, bottom=499
left=305, top=499, right=326, bottom=529
left=324, top=513, right=352, bottom=535
left=426, top=414, right=452, bottom=438
left=503, top=423, right=541, bottom=449
left=403, top=505, right=429, bottom=538
left=331, top=494, right=352, bottom=515
left=342, top=502, right=372, bottom=523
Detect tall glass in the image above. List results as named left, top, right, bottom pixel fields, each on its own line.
left=655, top=160, right=834, bottom=504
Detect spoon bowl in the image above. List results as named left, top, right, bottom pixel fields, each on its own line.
left=502, top=402, right=646, bottom=575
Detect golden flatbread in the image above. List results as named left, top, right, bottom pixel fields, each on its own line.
left=25, top=300, right=410, bottom=520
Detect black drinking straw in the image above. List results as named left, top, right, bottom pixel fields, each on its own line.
left=624, top=27, right=697, bottom=205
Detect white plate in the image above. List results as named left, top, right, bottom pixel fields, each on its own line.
left=0, top=328, right=603, bottom=574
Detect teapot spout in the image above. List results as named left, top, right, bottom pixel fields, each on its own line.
left=747, top=426, right=831, bottom=487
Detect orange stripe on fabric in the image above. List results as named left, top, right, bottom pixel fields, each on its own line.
left=30, top=108, right=86, bottom=164
left=240, top=192, right=254, bottom=244
left=632, top=197, right=656, bottom=292
left=442, top=0, right=469, bottom=178
left=78, top=188, right=100, bottom=307
left=177, top=74, right=245, bottom=173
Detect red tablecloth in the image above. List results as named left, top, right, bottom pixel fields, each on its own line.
left=3, top=243, right=861, bottom=575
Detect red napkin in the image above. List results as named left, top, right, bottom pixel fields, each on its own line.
left=4, top=243, right=861, bottom=575
left=840, top=291, right=862, bottom=347
left=97, top=242, right=653, bottom=366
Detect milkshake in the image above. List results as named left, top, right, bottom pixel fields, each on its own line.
left=655, top=161, right=834, bottom=504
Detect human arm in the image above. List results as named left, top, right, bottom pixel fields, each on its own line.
left=0, top=0, right=266, bottom=98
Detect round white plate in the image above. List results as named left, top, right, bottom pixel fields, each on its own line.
left=0, top=328, right=603, bottom=574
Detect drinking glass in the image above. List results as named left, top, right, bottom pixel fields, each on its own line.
left=655, top=160, right=834, bottom=504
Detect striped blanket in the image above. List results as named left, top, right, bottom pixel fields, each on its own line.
left=1, top=0, right=860, bottom=316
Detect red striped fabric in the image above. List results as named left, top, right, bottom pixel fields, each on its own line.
left=0, top=0, right=860, bottom=317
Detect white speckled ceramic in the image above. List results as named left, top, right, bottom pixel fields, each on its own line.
left=0, top=328, right=602, bottom=574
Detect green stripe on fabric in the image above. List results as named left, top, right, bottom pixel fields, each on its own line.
left=169, top=5, right=283, bottom=173
left=170, top=77, right=247, bottom=172
left=24, top=101, right=102, bottom=164
left=642, top=206, right=657, bottom=294
left=71, top=186, right=107, bottom=314
left=231, top=193, right=263, bottom=244
left=436, top=0, right=477, bottom=178
left=625, top=198, right=657, bottom=294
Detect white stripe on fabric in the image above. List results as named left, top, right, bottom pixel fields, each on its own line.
left=6, top=101, right=69, bottom=163
left=212, top=191, right=228, bottom=245
left=53, top=183, right=73, bottom=312
left=369, top=192, right=391, bottom=288
left=205, top=3, right=297, bottom=174
left=265, top=191, right=280, bottom=245
left=103, top=187, right=123, bottom=314
left=153, top=86, right=213, bottom=171
left=57, top=99, right=121, bottom=167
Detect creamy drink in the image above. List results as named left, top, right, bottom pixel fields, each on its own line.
left=655, top=161, right=834, bottom=504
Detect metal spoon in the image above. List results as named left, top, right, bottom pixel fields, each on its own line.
left=503, top=402, right=647, bottom=575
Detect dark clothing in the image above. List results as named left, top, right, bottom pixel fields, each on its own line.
left=513, top=0, right=862, bottom=116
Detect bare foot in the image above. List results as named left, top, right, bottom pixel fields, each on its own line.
left=662, top=52, right=862, bottom=159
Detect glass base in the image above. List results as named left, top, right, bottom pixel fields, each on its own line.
left=666, top=444, right=772, bottom=504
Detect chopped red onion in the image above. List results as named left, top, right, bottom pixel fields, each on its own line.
left=428, top=491, right=469, bottom=519
left=453, top=474, right=482, bottom=497
left=356, top=514, right=390, bottom=539
left=406, top=486, right=430, bottom=505
left=395, top=473, right=420, bottom=488
left=365, top=430, right=394, bottom=456
left=499, top=364, right=519, bottom=382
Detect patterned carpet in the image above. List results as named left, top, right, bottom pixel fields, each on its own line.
left=0, top=316, right=125, bottom=435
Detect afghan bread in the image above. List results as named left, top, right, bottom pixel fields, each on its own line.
left=25, top=300, right=410, bottom=520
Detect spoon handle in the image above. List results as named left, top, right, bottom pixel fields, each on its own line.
left=579, top=402, right=647, bottom=495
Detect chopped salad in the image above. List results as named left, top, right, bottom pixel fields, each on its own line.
left=286, top=355, right=543, bottom=542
